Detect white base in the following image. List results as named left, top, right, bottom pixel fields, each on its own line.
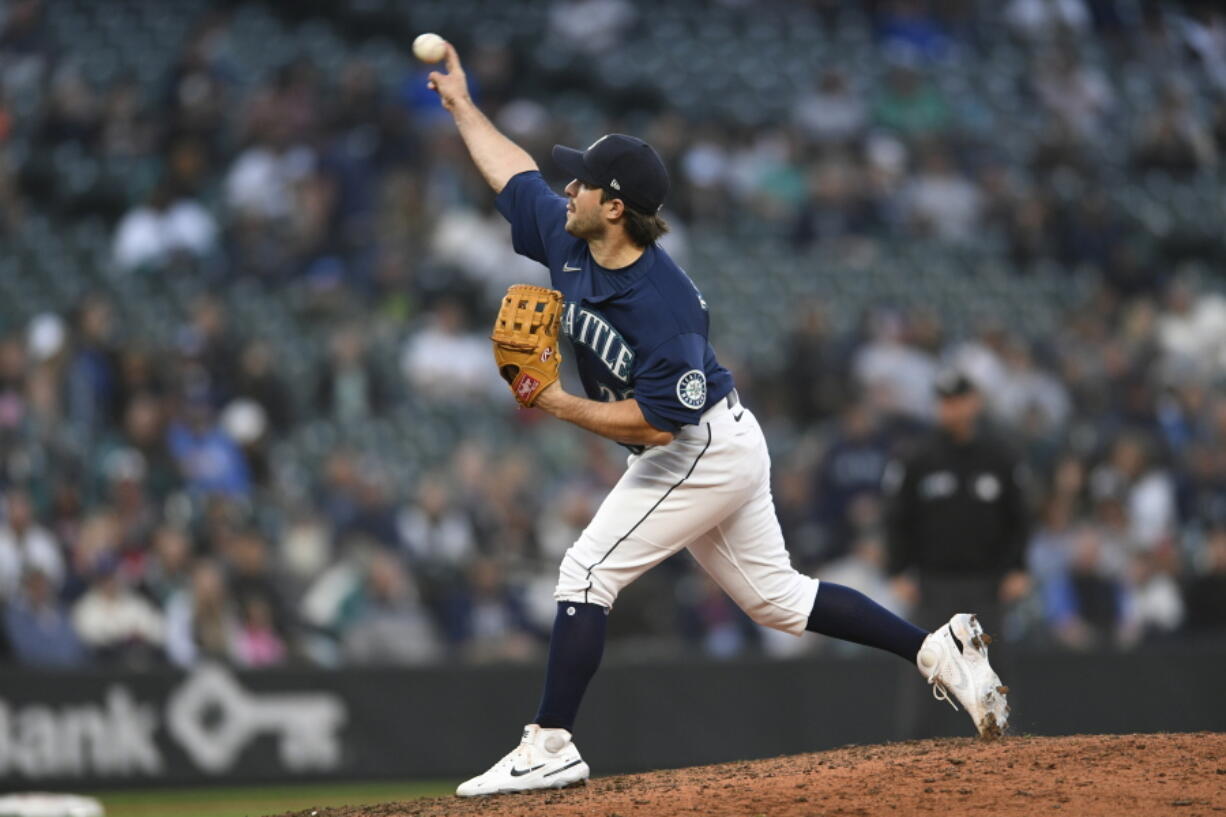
left=0, top=794, right=105, bottom=817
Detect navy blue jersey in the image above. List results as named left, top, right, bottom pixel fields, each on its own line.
left=495, top=171, right=734, bottom=433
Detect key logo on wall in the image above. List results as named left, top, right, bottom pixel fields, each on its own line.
left=167, top=664, right=348, bottom=773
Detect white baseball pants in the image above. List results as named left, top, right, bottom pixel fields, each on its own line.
left=555, top=395, right=820, bottom=635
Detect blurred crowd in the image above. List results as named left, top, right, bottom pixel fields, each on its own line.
left=0, top=0, right=1225, bottom=671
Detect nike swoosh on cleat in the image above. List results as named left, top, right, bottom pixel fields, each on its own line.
left=543, top=759, right=584, bottom=778
left=510, top=764, right=546, bottom=777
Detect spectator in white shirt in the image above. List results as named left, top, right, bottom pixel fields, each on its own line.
left=112, top=181, right=217, bottom=271
left=225, top=135, right=315, bottom=223
left=992, top=339, right=1071, bottom=434
left=0, top=489, right=64, bottom=598
left=794, top=69, right=867, bottom=146
left=853, top=310, right=939, bottom=421
left=401, top=300, right=502, bottom=401
left=71, top=556, right=165, bottom=665
left=547, top=0, right=636, bottom=56
left=900, top=145, right=983, bottom=243
left=1034, top=49, right=1115, bottom=141
left=1006, top=0, right=1090, bottom=42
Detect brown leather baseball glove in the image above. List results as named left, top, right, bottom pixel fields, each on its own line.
left=490, top=284, right=564, bottom=407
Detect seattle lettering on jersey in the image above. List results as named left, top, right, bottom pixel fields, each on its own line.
left=561, top=301, right=634, bottom=382
left=495, top=172, right=734, bottom=431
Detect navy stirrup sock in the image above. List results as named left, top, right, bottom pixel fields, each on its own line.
left=534, top=601, right=608, bottom=731
left=805, top=582, right=927, bottom=662
left=535, top=589, right=921, bottom=731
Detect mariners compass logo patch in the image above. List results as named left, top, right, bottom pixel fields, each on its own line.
left=676, top=370, right=707, bottom=409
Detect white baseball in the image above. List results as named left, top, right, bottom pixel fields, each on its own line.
left=413, top=33, right=447, bottom=64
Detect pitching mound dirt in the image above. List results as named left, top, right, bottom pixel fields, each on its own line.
left=275, top=732, right=1225, bottom=817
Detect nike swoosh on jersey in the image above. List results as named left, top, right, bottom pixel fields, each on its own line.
left=562, top=263, right=582, bottom=272
left=510, top=764, right=546, bottom=777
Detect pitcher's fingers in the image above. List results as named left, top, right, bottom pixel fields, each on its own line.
left=443, top=41, right=461, bottom=73
left=426, top=72, right=442, bottom=91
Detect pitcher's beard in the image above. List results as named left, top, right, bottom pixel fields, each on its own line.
left=564, top=213, right=604, bottom=241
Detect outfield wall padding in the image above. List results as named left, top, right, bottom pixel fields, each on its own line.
left=0, top=642, right=1223, bottom=790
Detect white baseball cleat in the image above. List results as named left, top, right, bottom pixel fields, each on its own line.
left=916, top=613, right=1010, bottom=738
left=456, top=724, right=590, bottom=796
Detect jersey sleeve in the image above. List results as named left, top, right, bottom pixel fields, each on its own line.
left=494, top=171, right=569, bottom=268
left=632, top=333, right=711, bottom=433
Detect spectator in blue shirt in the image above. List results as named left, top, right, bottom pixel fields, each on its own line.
left=166, top=390, right=251, bottom=499
left=814, top=400, right=892, bottom=561
left=5, top=568, right=88, bottom=668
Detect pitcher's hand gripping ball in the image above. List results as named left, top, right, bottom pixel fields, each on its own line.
left=491, top=284, right=564, bottom=407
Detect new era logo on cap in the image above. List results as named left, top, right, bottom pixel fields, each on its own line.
left=552, top=134, right=670, bottom=214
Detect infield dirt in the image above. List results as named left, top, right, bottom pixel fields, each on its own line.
left=274, top=732, right=1225, bottom=817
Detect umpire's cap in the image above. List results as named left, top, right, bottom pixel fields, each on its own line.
left=934, top=367, right=977, bottom=399
left=552, top=134, right=670, bottom=214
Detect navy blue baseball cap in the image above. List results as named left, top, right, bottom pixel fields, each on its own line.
left=552, top=134, right=670, bottom=214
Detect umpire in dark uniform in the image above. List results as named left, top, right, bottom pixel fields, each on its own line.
left=884, top=368, right=1031, bottom=636
left=885, top=368, right=1031, bottom=737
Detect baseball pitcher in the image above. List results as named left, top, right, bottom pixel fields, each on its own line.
left=425, top=42, right=1010, bottom=797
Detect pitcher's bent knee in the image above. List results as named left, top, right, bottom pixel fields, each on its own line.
left=554, top=543, right=620, bottom=609
left=743, top=600, right=803, bottom=633
left=741, top=575, right=820, bottom=636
